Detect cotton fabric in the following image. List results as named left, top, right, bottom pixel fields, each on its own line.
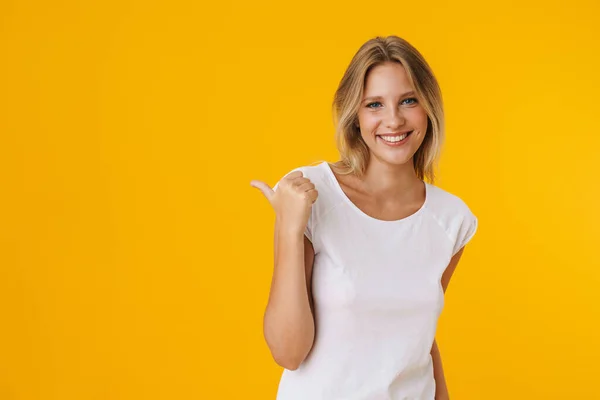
left=272, top=161, right=478, bottom=400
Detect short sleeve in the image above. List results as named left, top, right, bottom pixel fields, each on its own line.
left=452, top=210, right=478, bottom=256
left=272, top=169, right=315, bottom=243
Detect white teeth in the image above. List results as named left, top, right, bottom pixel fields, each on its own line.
left=379, top=132, right=410, bottom=142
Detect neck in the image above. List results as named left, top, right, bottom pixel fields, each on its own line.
left=361, top=158, right=421, bottom=200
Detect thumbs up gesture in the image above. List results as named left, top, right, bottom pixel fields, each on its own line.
left=250, top=171, right=318, bottom=234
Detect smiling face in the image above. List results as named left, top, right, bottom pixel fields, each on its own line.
left=357, top=61, right=429, bottom=167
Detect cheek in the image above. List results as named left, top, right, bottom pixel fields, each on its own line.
left=411, top=108, right=429, bottom=127
left=358, top=112, right=381, bottom=129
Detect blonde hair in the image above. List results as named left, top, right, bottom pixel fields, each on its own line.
left=331, top=35, right=445, bottom=184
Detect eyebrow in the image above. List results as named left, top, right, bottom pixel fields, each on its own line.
left=362, top=91, right=416, bottom=102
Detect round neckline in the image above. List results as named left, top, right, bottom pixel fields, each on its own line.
left=321, top=161, right=429, bottom=224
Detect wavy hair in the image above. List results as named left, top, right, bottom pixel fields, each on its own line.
left=330, top=35, right=445, bottom=184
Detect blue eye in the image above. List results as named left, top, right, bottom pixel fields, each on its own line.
left=366, top=98, right=418, bottom=109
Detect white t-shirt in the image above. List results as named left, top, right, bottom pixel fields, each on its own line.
left=271, top=161, right=478, bottom=400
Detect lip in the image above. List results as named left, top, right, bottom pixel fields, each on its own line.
left=376, top=130, right=413, bottom=146
left=377, top=130, right=413, bottom=137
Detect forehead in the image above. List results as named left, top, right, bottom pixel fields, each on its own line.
left=364, top=62, right=413, bottom=94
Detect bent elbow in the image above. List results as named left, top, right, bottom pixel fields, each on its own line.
left=263, top=317, right=314, bottom=371
left=273, top=352, right=303, bottom=371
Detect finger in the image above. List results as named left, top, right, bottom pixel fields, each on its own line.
left=306, top=188, right=318, bottom=204
left=284, top=171, right=304, bottom=180
left=297, top=182, right=315, bottom=192
left=290, top=177, right=310, bottom=186
left=250, top=180, right=274, bottom=204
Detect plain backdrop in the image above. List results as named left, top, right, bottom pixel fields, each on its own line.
left=1, top=0, right=599, bottom=398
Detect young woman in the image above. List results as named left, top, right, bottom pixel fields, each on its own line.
left=250, top=35, right=478, bottom=400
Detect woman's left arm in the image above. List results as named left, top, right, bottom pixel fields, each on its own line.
left=431, top=339, right=449, bottom=400
left=433, top=245, right=467, bottom=400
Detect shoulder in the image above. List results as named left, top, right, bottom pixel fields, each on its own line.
left=273, top=161, right=329, bottom=190
left=424, top=183, right=478, bottom=250
left=426, top=183, right=475, bottom=218
left=272, top=160, right=342, bottom=222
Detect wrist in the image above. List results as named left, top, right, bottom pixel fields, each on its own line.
left=275, top=216, right=305, bottom=237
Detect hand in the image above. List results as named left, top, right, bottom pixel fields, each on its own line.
left=250, top=171, right=318, bottom=234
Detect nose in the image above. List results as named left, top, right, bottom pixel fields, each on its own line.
left=384, top=106, right=405, bottom=130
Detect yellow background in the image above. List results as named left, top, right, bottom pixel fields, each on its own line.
left=1, top=0, right=599, bottom=398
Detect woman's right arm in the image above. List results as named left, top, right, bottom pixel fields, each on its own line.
left=263, top=217, right=315, bottom=371
left=250, top=170, right=317, bottom=370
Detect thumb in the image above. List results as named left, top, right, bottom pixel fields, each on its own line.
left=250, top=180, right=275, bottom=204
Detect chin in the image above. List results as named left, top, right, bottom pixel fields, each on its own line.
left=387, top=158, right=414, bottom=167
left=372, top=152, right=415, bottom=167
